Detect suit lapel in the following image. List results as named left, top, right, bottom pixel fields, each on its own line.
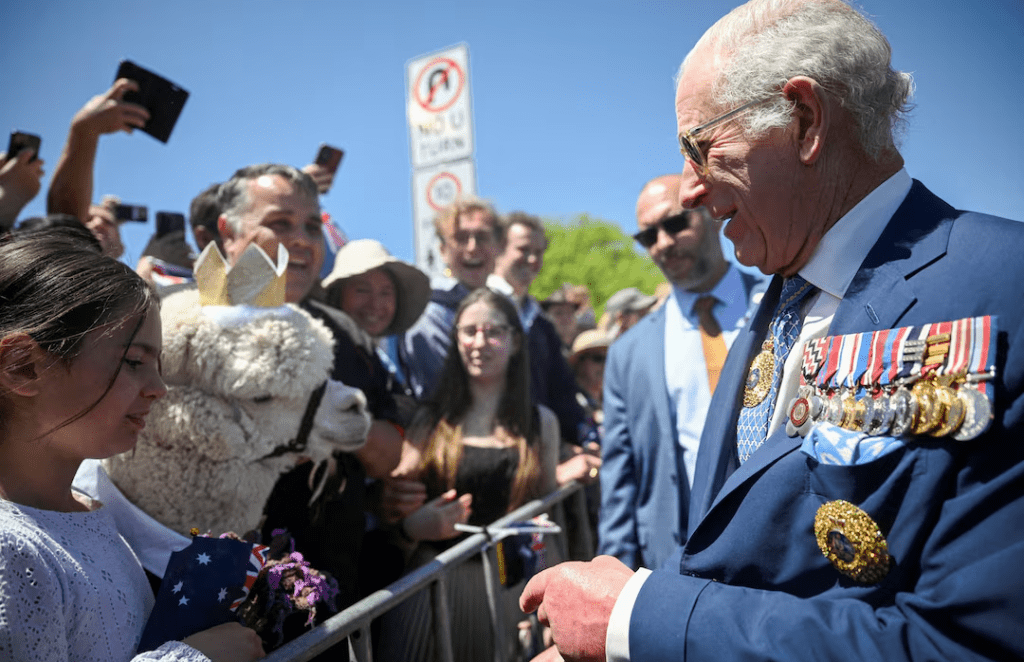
left=693, top=181, right=955, bottom=524
left=690, top=276, right=781, bottom=523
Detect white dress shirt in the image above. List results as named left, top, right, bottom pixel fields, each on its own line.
left=606, top=168, right=913, bottom=661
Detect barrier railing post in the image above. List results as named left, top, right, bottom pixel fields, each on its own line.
left=262, top=481, right=585, bottom=662
left=431, top=570, right=455, bottom=662
left=479, top=545, right=506, bottom=662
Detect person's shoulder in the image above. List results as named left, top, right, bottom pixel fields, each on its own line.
left=537, top=403, right=559, bottom=429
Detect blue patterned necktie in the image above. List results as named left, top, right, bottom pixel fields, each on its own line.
left=736, top=275, right=815, bottom=462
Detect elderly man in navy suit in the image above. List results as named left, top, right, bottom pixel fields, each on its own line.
left=598, top=177, right=759, bottom=571
left=521, top=1, right=1024, bottom=660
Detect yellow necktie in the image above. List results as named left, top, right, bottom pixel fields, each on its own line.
left=695, top=295, right=726, bottom=394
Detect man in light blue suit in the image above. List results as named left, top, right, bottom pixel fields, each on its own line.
left=598, top=176, right=760, bottom=570
left=521, top=1, right=1024, bottom=660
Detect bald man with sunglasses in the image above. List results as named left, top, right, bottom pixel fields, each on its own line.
left=597, top=174, right=762, bottom=571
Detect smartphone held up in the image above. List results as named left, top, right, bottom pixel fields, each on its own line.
left=115, top=60, right=189, bottom=143
left=312, top=144, right=344, bottom=193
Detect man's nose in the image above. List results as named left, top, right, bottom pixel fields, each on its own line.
left=679, top=161, right=709, bottom=210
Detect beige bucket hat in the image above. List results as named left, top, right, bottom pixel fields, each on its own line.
left=322, top=239, right=431, bottom=335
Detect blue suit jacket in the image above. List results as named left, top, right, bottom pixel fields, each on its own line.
left=598, top=305, right=683, bottom=570
left=599, top=272, right=762, bottom=570
left=629, top=182, right=1024, bottom=661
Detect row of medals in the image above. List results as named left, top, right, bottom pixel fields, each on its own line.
left=784, top=335, right=994, bottom=441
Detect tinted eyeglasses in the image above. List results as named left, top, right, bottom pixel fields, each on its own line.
left=632, top=212, right=693, bottom=248
left=456, top=323, right=512, bottom=344
left=678, top=97, right=771, bottom=178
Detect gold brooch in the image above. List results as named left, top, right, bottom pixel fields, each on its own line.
left=743, top=340, right=775, bottom=407
left=814, top=500, right=891, bottom=583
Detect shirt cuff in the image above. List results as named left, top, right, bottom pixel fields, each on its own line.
left=606, top=567, right=651, bottom=662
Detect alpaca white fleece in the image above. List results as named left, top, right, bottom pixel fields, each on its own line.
left=104, top=288, right=371, bottom=536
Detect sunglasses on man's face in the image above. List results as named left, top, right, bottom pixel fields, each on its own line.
left=632, top=212, right=693, bottom=248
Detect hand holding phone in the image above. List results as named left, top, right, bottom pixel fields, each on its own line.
left=6, top=131, right=41, bottom=162
left=0, top=133, right=45, bottom=227
left=304, top=144, right=344, bottom=194
left=114, top=203, right=148, bottom=223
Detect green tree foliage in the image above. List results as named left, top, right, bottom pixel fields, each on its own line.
left=530, top=214, right=665, bottom=318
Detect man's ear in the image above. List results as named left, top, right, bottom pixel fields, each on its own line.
left=783, top=76, right=829, bottom=165
left=0, top=334, right=46, bottom=397
left=216, top=214, right=234, bottom=244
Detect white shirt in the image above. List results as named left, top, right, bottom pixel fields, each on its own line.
left=607, top=168, right=913, bottom=662
left=664, top=265, right=752, bottom=488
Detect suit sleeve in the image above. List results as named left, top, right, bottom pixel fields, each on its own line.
left=627, top=317, right=1024, bottom=662
left=597, top=339, right=641, bottom=570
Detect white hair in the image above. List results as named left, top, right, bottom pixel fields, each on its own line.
left=679, top=0, right=914, bottom=159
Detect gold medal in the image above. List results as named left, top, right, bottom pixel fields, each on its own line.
left=911, top=380, right=941, bottom=434
left=814, top=500, right=891, bottom=584
left=743, top=340, right=775, bottom=407
left=840, top=393, right=864, bottom=430
left=930, top=384, right=965, bottom=437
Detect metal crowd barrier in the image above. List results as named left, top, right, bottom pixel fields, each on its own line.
left=263, top=481, right=587, bottom=662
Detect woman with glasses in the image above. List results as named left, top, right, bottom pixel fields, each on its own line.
left=379, top=288, right=598, bottom=662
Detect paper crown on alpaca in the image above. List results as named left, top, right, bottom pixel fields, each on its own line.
left=193, top=242, right=288, bottom=307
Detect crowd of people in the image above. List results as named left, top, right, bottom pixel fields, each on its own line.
left=3, top=0, right=1023, bottom=661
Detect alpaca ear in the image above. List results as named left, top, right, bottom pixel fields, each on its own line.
left=0, top=334, right=46, bottom=397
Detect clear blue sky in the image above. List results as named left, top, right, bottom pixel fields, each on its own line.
left=3, top=0, right=1021, bottom=269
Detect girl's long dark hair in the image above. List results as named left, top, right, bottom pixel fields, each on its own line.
left=420, top=287, right=542, bottom=510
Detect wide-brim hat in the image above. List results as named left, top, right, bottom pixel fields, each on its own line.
left=569, top=329, right=612, bottom=367
left=605, top=287, right=658, bottom=318
left=322, top=239, right=431, bottom=336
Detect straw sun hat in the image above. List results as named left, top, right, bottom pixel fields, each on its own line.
left=322, top=239, right=431, bottom=336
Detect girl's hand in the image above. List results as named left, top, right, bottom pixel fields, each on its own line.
left=182, top=622, right=265, bottom=661
left=402, top=489, right=472, bottom=541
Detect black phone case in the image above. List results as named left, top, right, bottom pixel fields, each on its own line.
left=7, top=131, right=41, bottom=161
left=115, top=60, right=189, bottom=143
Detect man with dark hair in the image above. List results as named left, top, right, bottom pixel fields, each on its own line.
left=492, top=211, right=587, bottom=444
left=521, top=1, right=1024, bottom=660
left=213, top=163, right=402, bottom=618
left=189, top=181, right=222, bottom=251
left=399, top=195, right=504, bottom=399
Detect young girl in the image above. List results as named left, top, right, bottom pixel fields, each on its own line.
left=379, top=288, right=595, bottom=662
left=0, top=229, right=264, bottom=662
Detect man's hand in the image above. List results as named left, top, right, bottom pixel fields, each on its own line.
left=520, top=556, right=634, bottom=662
left=70, top=78, right=149, bottom=138
left=301, top=163, right=335, bottom=195
left=530, top=645, right=565, bottom=662
left=0, top=149, right=45, bottom=228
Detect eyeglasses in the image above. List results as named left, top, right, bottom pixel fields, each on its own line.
left=583, top=353, right=606, bottom=365
left=457, top=324, right=512, bottom=344
left=449, top=229, right=496, bottom=247
left=678, top=98, right=770, bottom=178
left=632, top=212, right=694, bottom=248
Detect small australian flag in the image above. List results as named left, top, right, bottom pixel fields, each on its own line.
left=138, top=536, right=267, bottom=652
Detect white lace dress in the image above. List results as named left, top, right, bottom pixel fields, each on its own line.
left=0, top=496, right=207, bottom=662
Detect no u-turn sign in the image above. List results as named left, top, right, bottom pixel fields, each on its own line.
left=406, top=44, right=473, bottom=169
